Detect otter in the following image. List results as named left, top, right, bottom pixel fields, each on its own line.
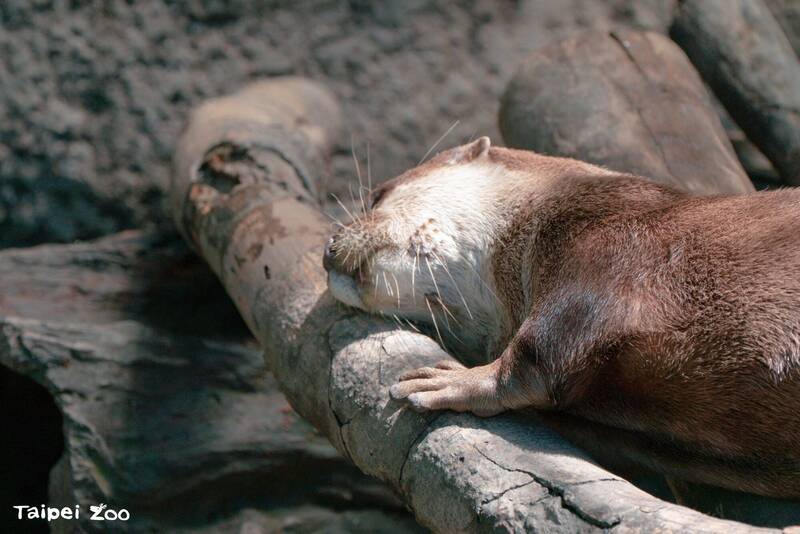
left=322, top=137, right=800, bottom=500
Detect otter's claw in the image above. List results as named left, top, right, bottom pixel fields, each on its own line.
left=390, top=360, right=505, bottom=417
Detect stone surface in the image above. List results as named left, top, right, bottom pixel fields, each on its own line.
left=765, top=0, right=800, bottom=57
left=0, top=0, right=676, bottom=248
left=671, top=0, right=800, bottom=185
left=0, top=231, right=418, bottom=533
left=499, top=30, right=754, bottom=196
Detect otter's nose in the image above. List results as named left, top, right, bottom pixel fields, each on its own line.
left=323, top=236, right=336, bottom=272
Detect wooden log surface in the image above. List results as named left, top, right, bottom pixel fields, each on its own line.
left=671, top=0, right=800, bottom=185
left=168, top=71, right=799, bottom=532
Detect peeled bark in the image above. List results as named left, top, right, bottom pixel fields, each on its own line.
left=168, top=75, right=796, bottom=532
left=671, top=0, right=800, bottom=185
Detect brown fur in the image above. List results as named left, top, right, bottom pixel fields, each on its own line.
left=329, top=141, right=800, bottom=500
left=492, top=168, right=800, bottom=498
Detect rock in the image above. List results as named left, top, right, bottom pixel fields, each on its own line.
left=0, top=363, right=63, bottom=532
left=0, top=173, right=132, bottom=249
left=499, top=30, right=753, bottom=195
left=0, top=231, right=416, bottom=533
left=167, top=507, right=424, bottom=534
left=671, top=0, right=800, bottom=185
left=712, top=99, right=782, bottom=189
left=0, top=0, right=676, bottom=249
left=764, top=0, right=800, bottom=57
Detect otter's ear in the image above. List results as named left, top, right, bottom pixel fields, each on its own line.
left=450, top=136, right=491, bottom=163
left=468, top=136, right=491, bottom=159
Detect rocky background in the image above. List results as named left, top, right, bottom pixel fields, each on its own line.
left=0, top=0, right=683, bottom=250
left=0, top=0, right=795, bottom=533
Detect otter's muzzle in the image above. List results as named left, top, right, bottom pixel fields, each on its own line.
left=322, top=236, right=366, bottom=310
left=322, top=237, right=337, bottom=272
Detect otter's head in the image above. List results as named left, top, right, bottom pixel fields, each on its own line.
left=323, top=136, right=508, bottom=354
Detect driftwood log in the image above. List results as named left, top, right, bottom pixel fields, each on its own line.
left=169, top=60, right=798, bottom=532
left=671, top=0, right=800, bottom=186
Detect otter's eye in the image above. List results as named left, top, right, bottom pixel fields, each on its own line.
left=370, top=187, right=388, bottom=209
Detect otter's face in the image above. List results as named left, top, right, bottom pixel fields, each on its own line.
left=323, top=137, right=503, bottom=352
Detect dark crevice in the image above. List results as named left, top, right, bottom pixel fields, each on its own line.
left=325, top=316, right=357, bottom=463
left=479, top=479, right=539, bottom=508
left=470, top=444, right=621, bottom=529
left=397, top=411, right=444, bottom=490
left=197, top=144, right=246, bottom=194
left=0, top=364, right=64, bottom=534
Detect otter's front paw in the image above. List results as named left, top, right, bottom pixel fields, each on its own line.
left=389, top=360, right=505, bottom=417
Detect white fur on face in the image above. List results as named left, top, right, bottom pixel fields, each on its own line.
left=330, top=159, right=510, bottom=353
left=327, top=141, right=612, bottom=356
left=328, top=269, right=366, bottom=309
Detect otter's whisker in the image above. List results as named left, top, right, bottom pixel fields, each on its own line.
left=425, top=256, right=445, bottom=310
left=424, top=257, right=465, bottom=342
left=347, top=181, right=361, bottom=221
left=322, top=211, right=346, bottom=228
left=438, top=300, right=453, bottom=333
left=391, top=272, right=401, bottom=308
left=464, top=260, right=501, bottom=304
left=350, top=140, right=368, bottom=217
left=383, top=272, right=393, bottom=296
left=410, top=258, right=417, bottom=301
left=331, top=193, right=360, bottom=225
left=379, top=311, right=402, bottom=337
left=430, top=250, right=474, bottom=320
left=386, top=315, right=422, bottom=356
left=402, top=317, right=420, bottom=332
left=410, top=246, right=420, bottom=302
left=391, top=314, right=408, bottom=333
left=435, top=298, right=464, bottom=343
left=425, top=256, right=461, bottom=341
left=428, top=292, right=460, bottom=333
left=419, top=119, right=460, bottom=165
left=366, top=141, right=373, bottom=196
left=425, top=296, right=446, bottom=350
left=436, top=296, right=461, bottom=327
